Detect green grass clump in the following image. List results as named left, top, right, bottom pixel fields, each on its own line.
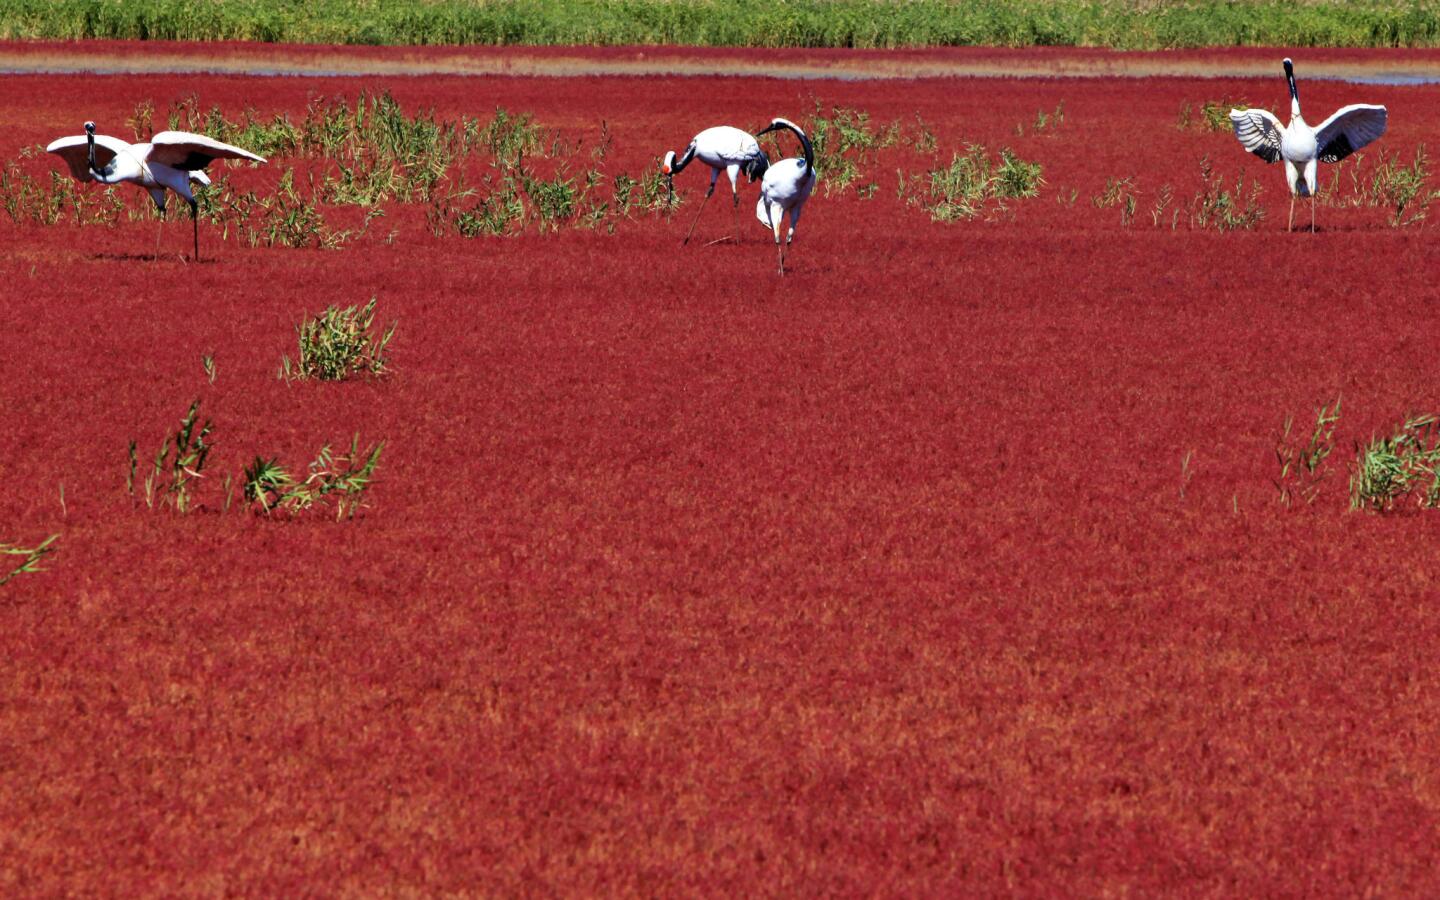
left=1325, top=146, right=1440, bottom=227
left=1350, top=414, right=1440, bottom=512
left=1188, top=157, right=1264, bottom=231
left=919, top=145, right=1044, bottom=222
left=244, top=436, right=383, bottom=520
left=281, top=297, right=396, bottom=382
left=805, top=105, right=902, bottom=197
left=3, top=1, right=1440, bottom=49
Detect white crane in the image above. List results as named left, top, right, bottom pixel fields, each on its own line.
left=754, top=118, right=817, bottom=276
left=46, top=122, right=267, bottom=260
left=1229, top=58, right=1387, bottom=232
left=662, top=125, right=770, bottom=245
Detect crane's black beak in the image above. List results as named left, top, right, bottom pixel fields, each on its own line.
left=666, top=174, right=673, bottom=206
left=755, top=123, right=778, bottom=137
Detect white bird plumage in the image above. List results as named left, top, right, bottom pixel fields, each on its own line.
left=662, top=125, right=770, bottom=244
left=46, top=123, right=266, bottom=259
left=754, top=118, right=817, bottom=276
left=1229, top=58, right=1387, bottom=232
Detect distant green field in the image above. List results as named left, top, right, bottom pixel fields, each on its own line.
left=1, top=0, right=1438, bottom=49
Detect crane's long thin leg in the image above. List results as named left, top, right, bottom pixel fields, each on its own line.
left=155, top=206, right=166, bottom=261
left=773, top=212, right=785, bottom=276
left=1288, top=194, right=1295, bottom=233
left=190, top=200, right=200, bottom=262
left=727, top=164, right=742, bottom=245
left=1311, top=195, right=1316, bottom=233
left=733, top=187, right=742, bottom=245
left=682, top=184, right=715, bottom=246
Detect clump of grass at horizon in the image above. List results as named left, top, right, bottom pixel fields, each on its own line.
left=4, top=0, right=1440, bottom=49
left=1178, top=99, right=1270, bottom=133
left=281, top=297, right=396, bottom=382
left=1016, top=102, right=1066, bottom=137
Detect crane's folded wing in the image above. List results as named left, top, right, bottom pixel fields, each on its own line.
left=147, top=131, right=267, bottom=169
left=1229, top=108, right=1283, bottom=163
left=1314, top=104, right=1387, bottom=163
left=44, top=133, right=132, bottom=182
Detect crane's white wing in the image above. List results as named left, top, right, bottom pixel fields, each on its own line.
left=1314, top=104, right=1387, bottom=163
left=1229, top=108, right=1284, bottom=163
left=45, top=133, right=135, bottom=182
left=147, top=131, right=267, bottom=169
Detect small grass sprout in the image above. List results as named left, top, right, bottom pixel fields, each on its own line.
left=1093, top=176, right=1138, bottom=226
left=281, top=296, right=396, bottom=382
left=1274, top=397, right=1340, bottom=507
left=128, top=399, right=214, bottom=513
left=1, top=535, right=58, bottom=587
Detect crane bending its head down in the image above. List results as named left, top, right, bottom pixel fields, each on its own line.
left=1227, top=57, right=1387, bottom=232
left=660, top=125, right=769, bottom=245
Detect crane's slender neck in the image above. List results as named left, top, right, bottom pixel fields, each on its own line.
left=1286, top=70, right=1301, bottom=119
left=669, top=143, right=697, bottom=176
left=774, top=122, right=814, bottom=169
left=85, top=130, right=116, bottom=183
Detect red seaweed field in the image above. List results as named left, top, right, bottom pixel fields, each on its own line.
left=3, top=47, right=1440, bottom=893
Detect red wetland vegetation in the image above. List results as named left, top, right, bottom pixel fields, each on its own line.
left=3, top=44, right=1440, bottom=893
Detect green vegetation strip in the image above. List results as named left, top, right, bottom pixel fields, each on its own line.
left=2, top=1, right=1440, bottom=50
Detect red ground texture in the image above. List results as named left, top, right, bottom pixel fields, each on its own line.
left=3, top=46, right=1440, bottom=894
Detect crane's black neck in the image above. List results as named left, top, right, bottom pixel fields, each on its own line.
left=773, top=121, right=813, bottom=169
left=1284, top=60, right=1298, bottom=103
left=669, top=143, right=697, bottom=175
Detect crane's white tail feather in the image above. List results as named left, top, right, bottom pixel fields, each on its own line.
left=756, top=196, right=774, bottom=228
left=1315, top=104, right=1387, bottom=163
